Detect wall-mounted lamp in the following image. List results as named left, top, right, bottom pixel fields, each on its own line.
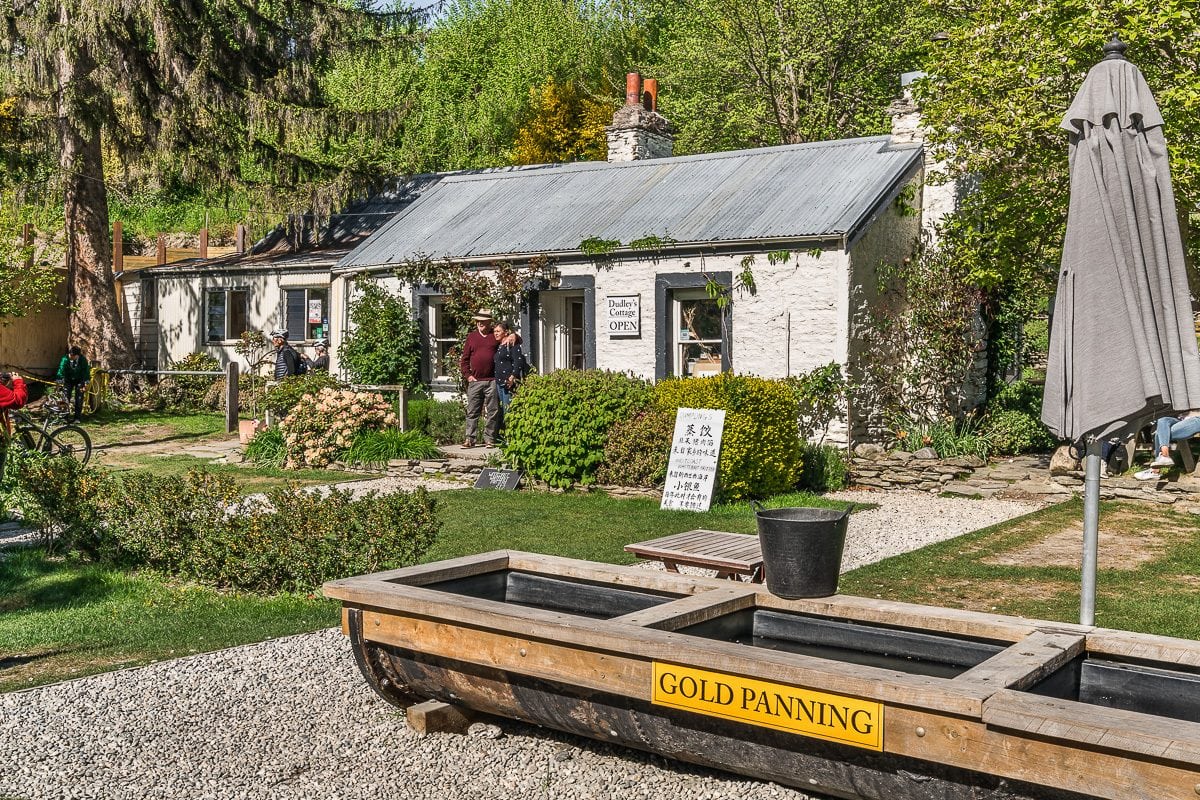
left=545, top=264, right=562, bottom=289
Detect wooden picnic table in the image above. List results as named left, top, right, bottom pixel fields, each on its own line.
left=624, top=529, right=763, bottom=582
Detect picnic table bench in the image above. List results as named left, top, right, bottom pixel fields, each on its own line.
left=624, top=529, right=763, bottom=582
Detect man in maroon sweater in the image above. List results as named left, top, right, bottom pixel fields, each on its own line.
left=460, top=309, right=500, bottom=447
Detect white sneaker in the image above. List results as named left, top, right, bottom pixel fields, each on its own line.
left=1151, top=455, right=1175, bottom=467
left=1134, top=468, right=1161, bottom=481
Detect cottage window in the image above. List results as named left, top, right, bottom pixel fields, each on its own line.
left=673, top=290, right=723, bottom=377
left=140, top=278, right=156, bottom=321
left=283, top=287, right=328, bottom=341
left=206, top=288, right=249, bottom=342
left=427, top=298, right=459, bottom=382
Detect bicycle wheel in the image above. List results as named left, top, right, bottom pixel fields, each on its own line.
left=46, top=425, right=92, bottom=465
left=12, top=425, right=47, bottom=455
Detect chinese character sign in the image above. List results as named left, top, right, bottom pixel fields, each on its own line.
left=661, top=408, right=725, bottom=512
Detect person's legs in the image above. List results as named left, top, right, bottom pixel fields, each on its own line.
left=464, top=381, right=486, bottom=444
left=483, top=380, right=500, bottom=444
left=497, top=384, right=512, bottom=412
left=1169, top=415, right=1200, bottom=442
left=1155, top=417, right=1178, bottom=453
left=66, top=382, right=84, bottom=420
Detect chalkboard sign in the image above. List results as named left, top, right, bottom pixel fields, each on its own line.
left=474, top=468, right=523, bottom=491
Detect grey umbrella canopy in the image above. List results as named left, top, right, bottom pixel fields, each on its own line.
left=1042, top=38, right=1200, bottom=626
left=1042, top=39, right=1200, bottom=442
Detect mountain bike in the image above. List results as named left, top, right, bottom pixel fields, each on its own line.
left=8, top=391, right=92, bottom=465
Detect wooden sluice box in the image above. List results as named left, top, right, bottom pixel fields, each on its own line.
left=324, top=551, right=1200, bottom=800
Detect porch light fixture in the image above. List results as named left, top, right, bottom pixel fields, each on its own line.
left=545, top=264, right=562, bottom=289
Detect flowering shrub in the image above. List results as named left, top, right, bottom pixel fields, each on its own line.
left=280, top=388, right=398, bottom=468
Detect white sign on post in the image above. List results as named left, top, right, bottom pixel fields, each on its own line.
left=660, top=407, right=725, bottom=512
left=605, top=295, right=640, bottom=337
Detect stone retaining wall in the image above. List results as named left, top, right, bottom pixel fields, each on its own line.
left=327, top=457, right=482, bottom=483
left=848, top=444, right=985, bottom=493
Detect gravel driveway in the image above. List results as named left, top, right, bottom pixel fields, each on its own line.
left=0, top=491, right=1044, bottom=800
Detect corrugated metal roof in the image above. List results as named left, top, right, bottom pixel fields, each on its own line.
left=337, top=136, right=922, bottom=270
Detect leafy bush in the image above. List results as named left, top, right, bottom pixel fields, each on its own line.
left=596, top=408, right=674, bottom=487
left=280, top=388, right=398, bottom=468
left=345, top=429, right=439, bottom=466
left=654, top=374, right=803, bottom=500
left=408, top=397, right=466, bottom=444
left=785, top=362, right=847, bottom=441
left=11, top=460, right=440, bottom=592
left=797, top=443, right=849, bottom=492
left=989, top=380, right=1044, bottom=417
left=503, top=370, right=653, bottom=488
left=201, top=373, right=265, bottom=414
left=889, top=415, right=990, bottom=459
left=243, top=426, right=286, bottom=468
left=981, top=409, right=1055, bottom=455
left=339, top=277, right=422, bottom=388
left=263, top=371, right=342, bottom=417
left=157, top=352, right=221, bottom=410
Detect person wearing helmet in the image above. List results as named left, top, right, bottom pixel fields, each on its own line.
left=269, top=329, right=301, bottom=378
left=310, top=340, right=329, bottom=372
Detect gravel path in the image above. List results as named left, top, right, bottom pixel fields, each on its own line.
left=0, top=491, right=1045, bottom=800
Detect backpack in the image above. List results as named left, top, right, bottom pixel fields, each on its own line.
left=295, top=354, right=309, bottom=376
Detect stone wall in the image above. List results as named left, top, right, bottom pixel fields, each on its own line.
left=849, top=444, right=984, bottom=492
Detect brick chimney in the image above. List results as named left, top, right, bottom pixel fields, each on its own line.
left=606, top=73, right=674, bottom=162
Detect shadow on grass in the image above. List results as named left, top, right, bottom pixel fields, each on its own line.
left=0, top=551, right=121, bottom=613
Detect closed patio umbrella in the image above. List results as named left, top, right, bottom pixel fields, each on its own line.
left=1042, top=38, right=1200, bottom=624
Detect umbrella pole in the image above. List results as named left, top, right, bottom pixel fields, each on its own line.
left=1080, top=438, right=1102, bottom=625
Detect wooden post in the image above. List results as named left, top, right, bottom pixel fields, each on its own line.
left=156, top=233, right=166, bottom=265
left=398, top=386, right=409, bottom=432
left=225, top=361, right=239, bottom=434
left=199, top=228, right=209, bottom=259
left=22, top=223, right=32, bottom=270
left=235, top=224, right=247, bottom=254
left=112, top=221, right=123, bottom=271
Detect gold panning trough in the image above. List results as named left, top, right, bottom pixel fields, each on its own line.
left=324, top=551, right=1200, bottom=799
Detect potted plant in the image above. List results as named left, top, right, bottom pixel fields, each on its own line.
left=234, top=330, right=272, bottom=443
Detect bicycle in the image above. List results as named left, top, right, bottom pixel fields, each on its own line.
left=8, top=391, right=93, bottom=465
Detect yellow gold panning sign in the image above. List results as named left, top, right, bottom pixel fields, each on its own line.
left=651, top=662, right=883, bottom=751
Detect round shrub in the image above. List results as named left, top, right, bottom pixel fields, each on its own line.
left=502, top=370, right=653, bottom=488
left=408, top=397, right=467, bottom=444
left=263, top=371, right=342, bottom=417
left=596, top=408, right=674, bottom=487
left=280, top=388, right=398, bottom=468
left=982, top=409, right=1055, bottom=455
left=654, top=374, right=802, bottom=500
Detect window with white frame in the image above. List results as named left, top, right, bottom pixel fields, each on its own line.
left=673, top=290, right=723, bottom=377
left=206, top=288, right=249, bottom=342
left=284, top=287, right=328, bottom=341
left=427, top=298, right=459, bottom=381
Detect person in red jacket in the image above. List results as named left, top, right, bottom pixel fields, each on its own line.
left=0, top=372, right=28, bottom=435
left=459, top=309, right=500, bottom=447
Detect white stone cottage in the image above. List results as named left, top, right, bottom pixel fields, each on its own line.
left=331, top=77, right=951, bottom=440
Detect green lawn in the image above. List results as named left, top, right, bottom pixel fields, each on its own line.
left=85, top=409, right=228, bottom=448
left=103, top=453, right=364, bottom=492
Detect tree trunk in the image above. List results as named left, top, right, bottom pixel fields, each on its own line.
left=55, top=10, right=136, bottom=369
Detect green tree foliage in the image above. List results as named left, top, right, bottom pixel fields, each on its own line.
left=339, top=278, right=422, bottom=388
left=643, top=0, right=944, bottom=153
left=403, top=0, right=637, bottom=170
left=919, top=0, right=1200, bottom=295
left=512, top=79, right=614, bottom=165
left=0, top=1, right=421, bottom=365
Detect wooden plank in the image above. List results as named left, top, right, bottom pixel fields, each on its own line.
left=887, top=705, right=1200, bottom=799
left=1087, top=628, right=1200, bottom=669
left=506, top=552, right=736, bottom=594
left=406, top=699, right=472, bottom=735
left=953, top=632, right=1086, bottom=691
left=323, top=551, right=511, bottom=599
left=982, top=688, right=1200, bottom=764
left=625, top=530, right=763, bottom=573
left=345, top=594, right=990, bottom=716
left=610, top=586, right=757, bottom=630
left=751, top=591, right=1058, bottom=643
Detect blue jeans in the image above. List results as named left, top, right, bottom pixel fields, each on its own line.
left=1154, top=416, right=1200, bottom=451
left=497, top=383, right=514, bottom=412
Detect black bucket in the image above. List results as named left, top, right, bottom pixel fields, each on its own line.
left=754, top=505, right=851, bottom=599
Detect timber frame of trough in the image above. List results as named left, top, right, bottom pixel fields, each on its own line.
left=324, top=551, right=1200, bottom=800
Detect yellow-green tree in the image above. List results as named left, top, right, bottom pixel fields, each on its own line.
left=512, top=80, right=614, bottom=165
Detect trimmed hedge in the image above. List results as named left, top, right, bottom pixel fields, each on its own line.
left=502, top=370, right=652, bottom=488
left=14, top=457, right=439, bottom=593
left=655, top=374, right=802, bottom=500
left=596, top=408, right=674, bottom=488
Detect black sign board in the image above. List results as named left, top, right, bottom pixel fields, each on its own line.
left=474, top=468, right=523, bottom=491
